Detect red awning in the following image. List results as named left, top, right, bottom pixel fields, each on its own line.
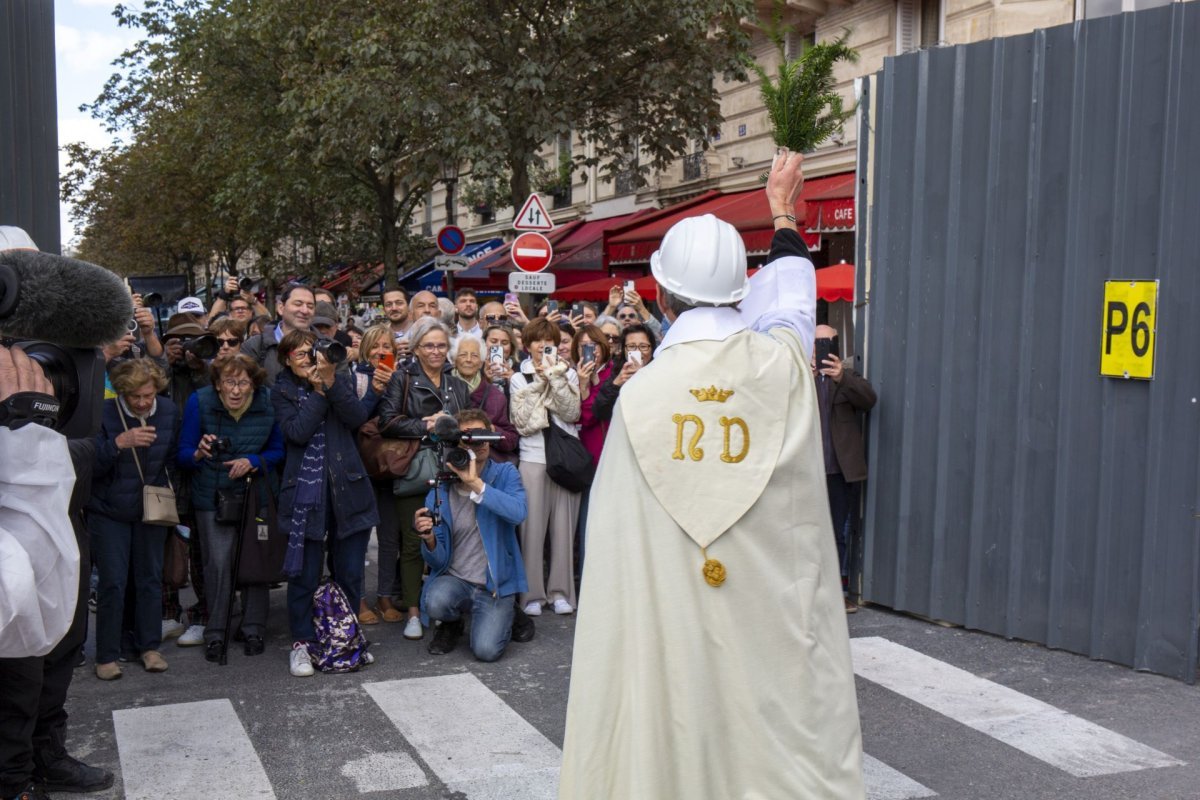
left=805, top=172, right=856, bottom=233
left=554, top=262, right=855, bottom=303
left=817, top=262, right=855, bottom=302
left=603, top=174, right=853, bottom=267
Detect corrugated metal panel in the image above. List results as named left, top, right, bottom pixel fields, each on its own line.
left=860, top=3, right=1200, bottom=681
left=0, top=0, right=61, bottom=254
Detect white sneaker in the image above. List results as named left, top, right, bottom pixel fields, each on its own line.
left=552, top=598, right=574, bottom=615
left=362, top=651, right=375, bottom=665
left=161, top=619, right=185, bottom=640
left=523, top=601, right=542, bottom=616
left=289, top=642, right=314, bottom=677
left=177, top=625, right=205, bottom=646
left=403, top=617, right=423, bottom=640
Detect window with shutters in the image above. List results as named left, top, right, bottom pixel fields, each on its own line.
left=785, top=30, right=816, bottom=60
left=897, top=0, right=942, bottom=52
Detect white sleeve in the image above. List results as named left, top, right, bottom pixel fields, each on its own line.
left=0, top=425, right=79, bottom=658
left=738, top=254, right=817, bottom=358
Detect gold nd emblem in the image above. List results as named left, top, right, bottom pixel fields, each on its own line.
left=671, top=389, right=750, bottom=463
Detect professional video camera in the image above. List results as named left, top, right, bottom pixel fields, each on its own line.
left=418, top=416, right=504, bottom=527
left=0, top=227, right=134, bottom=437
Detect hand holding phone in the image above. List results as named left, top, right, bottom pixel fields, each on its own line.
left=378, top=352, right=396, bottom=370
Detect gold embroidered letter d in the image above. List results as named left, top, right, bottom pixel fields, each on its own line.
left=719, top=417, right=750, bottom=463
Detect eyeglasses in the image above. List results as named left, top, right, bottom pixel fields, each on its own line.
left=484, top=315, right=509, bottom=323
left=617, top=314, right=638, bottom=321
left=418, top=343, right=450, bottom=353
left=605, top=335, right=621, bottom=343
left=216, top=337, right=241, bottom=346
left=221, top=379, right=253, bottom=390
left=626, top=344, right=653, bottom=353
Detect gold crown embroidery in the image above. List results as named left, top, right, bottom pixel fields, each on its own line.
left=689, top=386, right=734, bottom=403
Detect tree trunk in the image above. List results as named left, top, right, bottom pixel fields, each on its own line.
left=509, top=158, right=531, bottom=217
left=375, top=170, right=400, bottom=292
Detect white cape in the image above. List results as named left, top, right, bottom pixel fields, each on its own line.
left=559, top=327, right=863, bottom=800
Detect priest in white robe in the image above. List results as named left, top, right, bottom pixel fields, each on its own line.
left=559, top=149, right=864, bottom=800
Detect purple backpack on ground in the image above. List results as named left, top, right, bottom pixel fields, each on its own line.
left=308, top=580, right=370, bottom=673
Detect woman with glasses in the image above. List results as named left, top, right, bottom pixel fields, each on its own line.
left=273, top=330, right=380, bottom=677
left=596, top=316, right=623, bottom=363
left=377, top=317, right=471, bottom=640
left=209, top=318, right=247, bottom=360
left=177, top=354, right=283, bottom=663
left=451, top=334, right=519, bottom=464
left=591, top=323, right=658, bottom=426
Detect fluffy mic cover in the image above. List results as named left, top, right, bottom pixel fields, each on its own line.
left=0, top=249, right=133, bottom=348
left=432, top=414, right=460, bottom=441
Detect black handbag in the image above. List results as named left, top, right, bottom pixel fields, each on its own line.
left=543, top=422, right=594, bottom=493
left=235, top=474, right=286, bottom=585
left=215, top=484, right=247, bottom=525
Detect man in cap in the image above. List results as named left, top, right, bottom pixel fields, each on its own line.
left=176, top=296, right=206, bottom=319
left=311, top=301, right=352, bottom=347
left=558, top=150, right=864, bottom=799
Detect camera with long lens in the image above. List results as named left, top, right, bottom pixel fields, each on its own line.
left=141, top=291, right=163, bottom=307
left=180, top=334, right=219, bottom=360
left=238, top=276, right=254, bottom=293
left=310, top=337, right=347, bottom=365
left=429, top=416, right=503, bottom=483
left=2, top=338, right=105, bottom=439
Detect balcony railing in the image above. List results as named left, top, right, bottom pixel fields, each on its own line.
left=682, top=152, right=705, bottom=182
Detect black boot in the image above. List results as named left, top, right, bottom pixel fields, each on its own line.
left=511, top=604, right=535, bottom=643
left=33, top=753, right=114, bottom=794
left=427, top=620, right=464, bottom=655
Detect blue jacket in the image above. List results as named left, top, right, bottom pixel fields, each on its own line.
left=176, top=386, right=284, bottom=512
left=271, top=368, right=379, bottom=540
left=419, top=459, right=528, bottom=624
left=88, top=396, right=178, bottom=523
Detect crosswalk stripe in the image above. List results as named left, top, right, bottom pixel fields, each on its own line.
left=850, top=637, right=1184, bottom=777
left=112, top=698, right=275, bottom=800
left=365, top=673, right=561, bottom=799
left=863, top=754, right=938, bottom=799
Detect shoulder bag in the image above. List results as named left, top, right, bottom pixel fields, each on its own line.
left=543, top=420, right=594, bottom=494
left=117, top=404, right=180, bottom=527
left=356, top=374, right=421, bottom=480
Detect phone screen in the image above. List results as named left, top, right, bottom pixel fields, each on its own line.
left=378, top=352, right=395, bottom=370
left=582, top=343, right=596, bottom=363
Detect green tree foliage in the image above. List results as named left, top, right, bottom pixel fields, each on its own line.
left=750, top=25, right=859, bottom=153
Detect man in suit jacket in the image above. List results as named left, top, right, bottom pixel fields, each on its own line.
left=814, top=323, right=878, bottom=612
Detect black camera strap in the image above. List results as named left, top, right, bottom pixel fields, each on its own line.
left=0, top=391, right=59, bottom=430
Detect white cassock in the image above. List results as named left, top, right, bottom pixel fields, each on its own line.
left=559, top=252, right=864, bottom=799
left=0, top=424, right=79, bottom=657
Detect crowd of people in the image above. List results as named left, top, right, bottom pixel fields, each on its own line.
left=87, top=277, right=678, bottom=679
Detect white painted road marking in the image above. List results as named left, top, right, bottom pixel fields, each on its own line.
left=515, top=247, right=548, bottom=257
left=340, top=751, right=428, bottom=793
left=112, top=698, right=274, bottom=800
left=863, top=754, right=938, bottom=799
left=365, top=673, right=560, bottom=799
left=851, top=637, right=1185, bottom=777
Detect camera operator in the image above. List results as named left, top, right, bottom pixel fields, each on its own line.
left=0, top=345, right=115, bottom=798
left=414, top=409, right=527, bottom=661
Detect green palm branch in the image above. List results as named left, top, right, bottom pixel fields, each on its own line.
left=750, top=30, right=859, bottom=153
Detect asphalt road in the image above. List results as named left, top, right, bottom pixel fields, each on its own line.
left=60, top=562, right=1200, bottom=800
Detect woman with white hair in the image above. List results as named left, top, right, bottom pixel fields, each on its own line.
left=377, top=316, right=471, bottom=639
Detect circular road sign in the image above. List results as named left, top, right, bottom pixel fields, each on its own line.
left=510, top=231, right=553, bottom=273
left=436, top=225, right=466, bottom=255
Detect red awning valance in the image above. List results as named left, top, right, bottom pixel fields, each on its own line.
left=817, top=262, right=855, bottom=302
left=603, top=173, right=853, bottom=267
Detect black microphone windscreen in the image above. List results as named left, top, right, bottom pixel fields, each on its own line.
left=0, top=250, right=133, bottom=347
left=432, top=415, right=459, bottom=440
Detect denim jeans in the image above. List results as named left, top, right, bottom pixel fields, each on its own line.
left=287, top=524, right=371, bottom=643
left=89, top=514, right=167, bottom=663
left=423, top=574, right=514, bottom=663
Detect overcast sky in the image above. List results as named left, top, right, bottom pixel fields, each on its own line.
left=54, top=0, right=138, bottom=250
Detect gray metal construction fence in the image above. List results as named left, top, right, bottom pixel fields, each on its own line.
left=858, top=2, right=1200, bottom=680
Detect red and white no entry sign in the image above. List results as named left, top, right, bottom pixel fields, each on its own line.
left=510, top=231, right=553, bottom=273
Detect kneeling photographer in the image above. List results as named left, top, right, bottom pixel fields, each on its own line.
left=178, top=354, right=283, bottom=662
left=414, top=409, right=528, bottom=662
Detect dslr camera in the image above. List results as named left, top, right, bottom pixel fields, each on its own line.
left=310, top=337, right=347, bottom=365
left=179, top=334, right=219, bottom=361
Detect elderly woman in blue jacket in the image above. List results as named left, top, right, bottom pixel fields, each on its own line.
left=177, top=354, right=284, bottom=662
left=413, top=409, right=528, bottom=662
left=89, top=358, right=178, bottom=680
left=272, top=330, right=380, bottom=678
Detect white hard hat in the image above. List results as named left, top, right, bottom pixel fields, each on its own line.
left=650, top=214, right=749, bottom=304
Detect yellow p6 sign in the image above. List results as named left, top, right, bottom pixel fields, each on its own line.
left=1100, top=280, right=1158, bottom=380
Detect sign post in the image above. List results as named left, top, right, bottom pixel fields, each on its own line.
left=1100, top=279, right=1158, bottom=380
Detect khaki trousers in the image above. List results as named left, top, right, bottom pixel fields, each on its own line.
left=518, top=461, right=580, bottom=608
